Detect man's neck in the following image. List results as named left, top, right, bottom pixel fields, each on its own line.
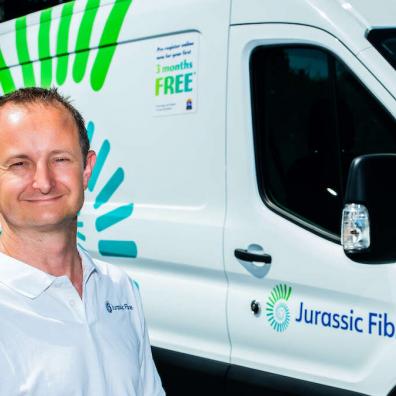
left=0, top=226, right=83, bottom=298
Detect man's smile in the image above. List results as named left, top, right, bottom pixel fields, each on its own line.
left=24, top=195, right=64, bottom=203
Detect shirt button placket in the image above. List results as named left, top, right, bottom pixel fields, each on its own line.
left=62, top=281, right=86, bottom=322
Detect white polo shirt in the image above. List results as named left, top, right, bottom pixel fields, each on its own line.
left=0, top=248, right=165, bottom=396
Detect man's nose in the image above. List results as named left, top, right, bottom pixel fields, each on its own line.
left=31, top=163, right=55, bottom=194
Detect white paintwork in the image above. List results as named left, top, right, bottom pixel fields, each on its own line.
left=0, top=0, right=232, bottom=366
left=78, top=0, right=232, bottom=364
left=225, top=23, right=396, bottom=396
left=1, top=0, right=396, bottom=394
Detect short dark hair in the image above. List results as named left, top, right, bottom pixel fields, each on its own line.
left=0, top=87, right=90, bottom=165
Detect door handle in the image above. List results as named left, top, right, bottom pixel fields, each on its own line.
left=234, top=248, right=272, bottom=264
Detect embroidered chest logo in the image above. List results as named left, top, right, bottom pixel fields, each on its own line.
left=105, top=300, right=133, bottom=313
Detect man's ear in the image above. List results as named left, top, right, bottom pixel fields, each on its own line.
left=82, top=150, right=96, bottom=190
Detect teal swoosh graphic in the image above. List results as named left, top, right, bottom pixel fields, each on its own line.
left=77, top=231, right=86, bottom=241
left=88, top=139, right=110, bottom=192
left=99, top=240, right=137, bottom=258
left=94, top=167, right=124, bottom=209
left=96, top=204, right=134, bottom=232
left=86, top=121, right=95, bottom=143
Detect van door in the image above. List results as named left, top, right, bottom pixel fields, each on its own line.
left=225, top=24, right=396, bottom=396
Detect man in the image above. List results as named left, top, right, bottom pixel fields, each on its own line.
left=0, top=87, right=165, bottom=395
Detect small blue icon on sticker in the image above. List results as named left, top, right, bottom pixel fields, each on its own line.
left=106, top=301, right=113, bottom=313
left=186, top=98, right=192, bottom=110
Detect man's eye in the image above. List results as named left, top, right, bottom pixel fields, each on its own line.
left=11, top=162, right=26, bottom=168
left=54, top=158, right=70, bottom=163
left=8, top=161, right=33, bottom=171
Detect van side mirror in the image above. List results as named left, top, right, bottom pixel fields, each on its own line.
left=342, top=154, right=396, bottom=263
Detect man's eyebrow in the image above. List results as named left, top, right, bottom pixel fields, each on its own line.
left=0, top=155, right=30, bottom=169
left=50, top=150, right=73, bottom=155
left=2, top=151, right=75, bottom=163
left=3, top=154, right=30, bottom=162
left=6, top=150, right=73, bottom=157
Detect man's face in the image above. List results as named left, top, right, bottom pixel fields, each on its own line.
left=0, top=102, right=95, bottom=232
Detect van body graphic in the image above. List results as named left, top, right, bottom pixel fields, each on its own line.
left=77, top=121, right=137, bottom=258
left=0, top=0, right=132, bottom=93
left=266, top=284, right=292, bottom=332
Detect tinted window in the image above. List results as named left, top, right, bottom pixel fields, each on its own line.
left=251, top=46, right=396, bottom=238
left=367, top=29, right=396, bottom=71
left=336, top=61, right=396, bottom=186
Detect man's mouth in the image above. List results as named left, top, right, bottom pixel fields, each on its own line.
left=24, top=196, right=63, bottom=202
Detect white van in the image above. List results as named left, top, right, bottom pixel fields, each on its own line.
left=1, top=0, right=396, bottom=394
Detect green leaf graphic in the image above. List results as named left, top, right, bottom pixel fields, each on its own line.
left=73, top=0, right=100, bottom=83
left=91, top=0, right=132, bottom=91
left=15, top=16, right=36, bottom=87
left=39, top=9, right=52, bottom=88
left=56, top=1, right=75, bottom=85
left=1, top=0, right=133, bottom=94
left=0, top=49, right=16, bottom=93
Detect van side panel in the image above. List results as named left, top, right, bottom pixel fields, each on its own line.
left=0, top=0, right=232, bottom=377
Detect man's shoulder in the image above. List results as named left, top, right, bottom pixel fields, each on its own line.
left=80, top=248, right=137, bottom=289
left=94, top=258, right=133, bottom=283
left=89, top=256, right=143, bottom=321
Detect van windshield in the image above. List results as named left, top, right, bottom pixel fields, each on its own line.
left=367, top=29, right=396, bottom=70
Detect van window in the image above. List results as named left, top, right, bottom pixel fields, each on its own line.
left=251, top=45, right=396, bottom=239
left=367, top=28, right=396, bottom=71
left=335, top=61, right=396, bottom=187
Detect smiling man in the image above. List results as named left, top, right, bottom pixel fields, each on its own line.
left=0, top=87, right=164, bottom=395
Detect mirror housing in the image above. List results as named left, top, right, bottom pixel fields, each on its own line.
left=342, top=154, right=396, bottom=263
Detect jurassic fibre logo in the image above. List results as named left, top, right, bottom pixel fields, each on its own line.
left=105, top=301, right=133, bottom=313
left=266, top=285, right=396, bottom=340
left=266, top=284, right=292, bottom=332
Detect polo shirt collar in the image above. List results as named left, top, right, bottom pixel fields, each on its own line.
left=78, top=246, right=98, bottom=284
left=0, top=247, right=98, bottom=299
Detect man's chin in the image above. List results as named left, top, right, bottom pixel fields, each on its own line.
left=20, top=214, right=78, bottom=231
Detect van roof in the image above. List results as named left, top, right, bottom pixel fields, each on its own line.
left=1, top=0, right=395, bottom=34
left=1, top=0, right=394, bottom=58
left=231, top=0, right=396, bottom=54
left=231, top=0, right=396, bottom=29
